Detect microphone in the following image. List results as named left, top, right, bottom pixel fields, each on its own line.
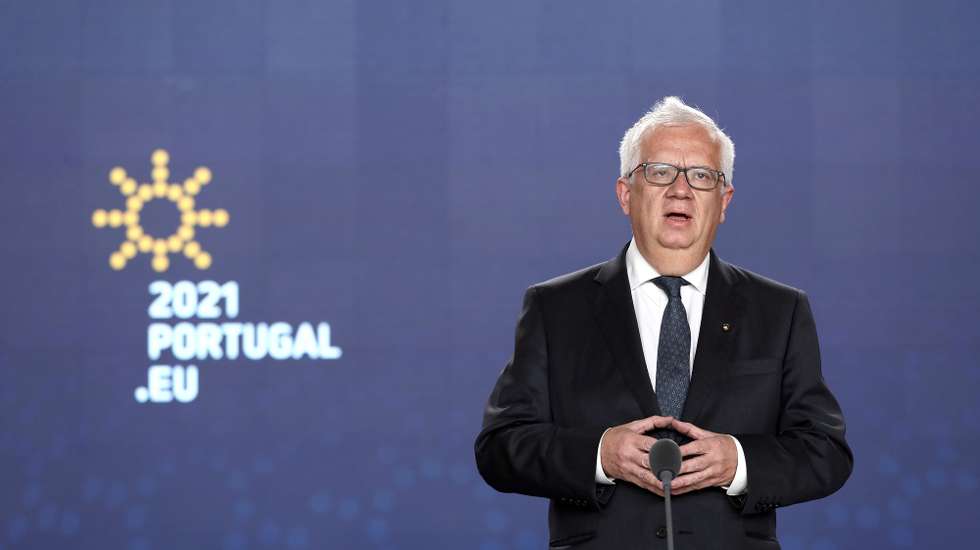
left=649, top=438, right=682, bottom=550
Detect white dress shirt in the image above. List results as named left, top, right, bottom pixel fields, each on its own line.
left=595, top=238, right=748, bottom=495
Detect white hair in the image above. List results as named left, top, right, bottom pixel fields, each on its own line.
left=618, top=96, right=735, bottom=187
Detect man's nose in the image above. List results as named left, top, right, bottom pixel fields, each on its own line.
left=665, top=172, right=694, bottom=198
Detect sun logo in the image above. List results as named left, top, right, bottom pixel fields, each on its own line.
left=91, top=149, right=229, bottom=272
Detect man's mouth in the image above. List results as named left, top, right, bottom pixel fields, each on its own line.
left=665, top=212, right=692, bottom=220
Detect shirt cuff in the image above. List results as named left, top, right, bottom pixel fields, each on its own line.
left=723, top=435, right=748, bottom=495
left=595, top=428, right=616, bottom=485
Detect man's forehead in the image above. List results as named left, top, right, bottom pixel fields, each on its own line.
left=640, top=124, right=721, bottom=161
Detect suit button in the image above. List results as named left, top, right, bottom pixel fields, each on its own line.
left=655, top=526, right=667, bottom=539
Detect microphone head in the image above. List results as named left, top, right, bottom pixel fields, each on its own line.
left=648, top=438, right=682, bottom=480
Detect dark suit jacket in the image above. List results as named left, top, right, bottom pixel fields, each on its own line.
left=475, top=246, right=852, bottom=549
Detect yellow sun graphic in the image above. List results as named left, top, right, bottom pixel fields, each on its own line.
left=91, top=149, right=229, bottom=272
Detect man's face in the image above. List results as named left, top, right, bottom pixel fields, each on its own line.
left=616, top=124, right=734, bottom=264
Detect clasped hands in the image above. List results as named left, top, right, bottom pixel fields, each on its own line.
left=599, top=415, right=737, bottom=497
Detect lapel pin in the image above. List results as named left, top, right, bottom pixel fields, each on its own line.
left=721, top=323, right=731, bottom=332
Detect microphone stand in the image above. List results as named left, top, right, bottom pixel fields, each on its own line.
left=662, top=471, right=675, bottom=550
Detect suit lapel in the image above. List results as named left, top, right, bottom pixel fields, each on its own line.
left=681, top=250, right=741, bottom=424
left=593, top=246, right=661, bottom=418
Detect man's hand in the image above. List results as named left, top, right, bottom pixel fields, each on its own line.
left=599, top=415, right=674, bottom=496
left=669, top=419, right=737, bottom=495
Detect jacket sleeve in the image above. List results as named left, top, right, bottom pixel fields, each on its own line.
left=474, top=286, right=608, bottom=507
left=734, top=290, right=854, bottom=515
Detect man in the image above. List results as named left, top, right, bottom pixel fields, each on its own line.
left=475, top=97, right=852, bottom=549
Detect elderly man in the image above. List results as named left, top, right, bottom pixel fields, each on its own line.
left=475, top=97, right=852, bottom=549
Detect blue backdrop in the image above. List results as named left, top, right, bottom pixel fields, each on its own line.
left=2, top=1, right=979, bottom=548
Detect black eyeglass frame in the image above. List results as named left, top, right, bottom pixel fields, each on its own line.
left=626, top=162, right=728, bottom=191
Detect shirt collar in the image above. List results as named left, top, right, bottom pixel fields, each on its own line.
left=625, top=238, right=710, bottom=296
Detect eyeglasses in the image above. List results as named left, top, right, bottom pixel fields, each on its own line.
left=626, top=162, right=727, bottom=191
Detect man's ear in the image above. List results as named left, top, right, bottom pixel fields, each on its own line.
left=719, top=183, right=734, bottom=223
left=616, top=177, right=631, bottom=216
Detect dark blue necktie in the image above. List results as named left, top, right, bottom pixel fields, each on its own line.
left=654, top=276, right=691, bottom=421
